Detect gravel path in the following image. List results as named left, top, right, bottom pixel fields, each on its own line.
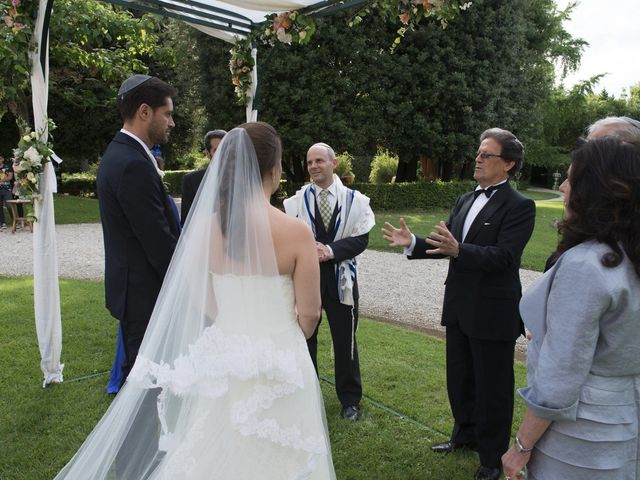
left=0, top=223, right=541, bottom=351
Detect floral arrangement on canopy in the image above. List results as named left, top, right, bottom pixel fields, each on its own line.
left=229, top=10, right=316, bottom=105
left=12, top=119, right=56, bottom=201
left=230, top=0, right=471, bottom=104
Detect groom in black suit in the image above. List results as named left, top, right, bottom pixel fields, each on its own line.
left=97, top=75, right=180, bottom=384
left=383, top=128, right=535, bottom=480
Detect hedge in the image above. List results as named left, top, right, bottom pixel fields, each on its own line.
left=60, top=170, right=192, bottom=197
left=285, top=180, right=477, bottom=211
left=60, top=171, right=482, bottom=211
left=352, top=180, right=477, bottom=210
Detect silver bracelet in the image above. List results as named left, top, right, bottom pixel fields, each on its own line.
left=515, top=434, right=533, bottom=454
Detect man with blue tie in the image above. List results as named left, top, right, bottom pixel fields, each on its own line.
left=284, top=142, right=374, bottom=421
left=383, top=128, right=536, bottom=480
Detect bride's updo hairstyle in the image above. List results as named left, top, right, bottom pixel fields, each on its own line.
left=238, top=121, right=283, bottom=179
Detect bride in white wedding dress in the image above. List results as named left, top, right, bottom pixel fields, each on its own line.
left=55, top=122, right=336, bottom=479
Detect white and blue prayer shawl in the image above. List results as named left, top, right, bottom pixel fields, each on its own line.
left=284, top=175, right=375, bottom=358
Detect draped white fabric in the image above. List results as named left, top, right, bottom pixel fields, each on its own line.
left=31, top=0, right=64, bottom=387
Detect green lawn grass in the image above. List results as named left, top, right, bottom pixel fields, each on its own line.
left=521, top=190, right=559, bottom=201
left=0, top=276, right=527, bottom=480
left=53, top=194, right=100, bottom=224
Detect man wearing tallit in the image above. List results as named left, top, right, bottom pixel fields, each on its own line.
left=284, top=142, right=375, bottom=421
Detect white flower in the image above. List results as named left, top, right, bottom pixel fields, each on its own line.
left=276, top=27, right=292, bottom=44
left=27, top=172, right=36, bottom=182
left=22, top=134, right=31, bottom=142
left=460, top=2, right=472, bottom=10
left=18, top=160, right=30, bottom=171
left=31, top=131, right=37, bottom=139
left=23, top=146, right=42, bottom=165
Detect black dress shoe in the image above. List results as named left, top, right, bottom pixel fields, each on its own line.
left=430, top=440, right=475, bottom=454
left=474, top=466, right=501, bottom=480
left=340, top=405, right=360, bottom=421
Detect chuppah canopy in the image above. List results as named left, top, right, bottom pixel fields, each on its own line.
left=31, top=0, right=371, bottom=386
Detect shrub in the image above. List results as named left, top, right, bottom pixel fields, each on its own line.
left=60, top=173, right=97, bottom=197
left=281, top=179, right=476, bottom=211
left=60, top=170, right=193, bottom=197
left=174, top=150, right=207, bottom=170
left=163, top=170, right=191, bottom=195
left=335, top=151, right=355, bottom=180
left=369, top=148, right=399, bottom=184
left=353, top=180, right=476, bottom=210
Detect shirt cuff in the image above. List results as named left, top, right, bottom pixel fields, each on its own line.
left=403, top=234, right=417, bottom=256
left=325, top=245, right=334, bottom=259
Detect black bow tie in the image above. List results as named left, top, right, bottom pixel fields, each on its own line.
left=473, top=184, right=501, bottom=199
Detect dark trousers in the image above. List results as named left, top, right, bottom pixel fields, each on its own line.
left=445, top=323, right=515, bottom=468
left=119, top=315, right=151, bottom=386
left=307, top=297, right=362, bottom=407
left=0, top=189, right=13, bottom=224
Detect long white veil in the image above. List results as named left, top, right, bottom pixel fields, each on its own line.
left=55, top=128, right=333, bottom=479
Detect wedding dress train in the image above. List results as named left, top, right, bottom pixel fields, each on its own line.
left=128, top=275, right=335, bottom=479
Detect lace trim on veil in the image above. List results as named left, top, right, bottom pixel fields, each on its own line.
left=129, top=324, right=327, bottom=476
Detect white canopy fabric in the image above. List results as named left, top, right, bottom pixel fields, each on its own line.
left=32, top=0, right=63, bottom=387
left=33, top=0, right=363, bottom=386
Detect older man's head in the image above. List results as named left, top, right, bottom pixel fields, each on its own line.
left=586, top=116, right=640, bottom=144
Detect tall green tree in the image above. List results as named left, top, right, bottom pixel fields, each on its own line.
left=1, top=1, right=201, bottom=171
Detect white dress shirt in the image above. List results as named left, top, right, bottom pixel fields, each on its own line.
left=120, top=129, right=164, bottom=178
left=405, top=179, right=508, bottom=255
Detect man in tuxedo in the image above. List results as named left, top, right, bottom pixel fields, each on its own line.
left=97, top=74, right=180, bottom=384
left=284, top=143, right=375, bottom=421
left=383, top=128, right=535, bottom=480
left=180, top=129, right=226, bottom=225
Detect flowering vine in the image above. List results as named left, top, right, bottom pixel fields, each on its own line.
left=229, top=10, right=316, bottom=105
left=352, top=0, right=472, bottom=51
left=229, top=1, right=469, bottom=105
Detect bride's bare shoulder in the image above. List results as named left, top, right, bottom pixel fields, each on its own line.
left=270, top=207, right=314, bottom=241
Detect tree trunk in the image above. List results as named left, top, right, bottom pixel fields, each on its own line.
left=440, top=161, right=454, bottom=181
left=395, top=153, right=418, bottom=182
left=420, top=155, right=438, bottom=180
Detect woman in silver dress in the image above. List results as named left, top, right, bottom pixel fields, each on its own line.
left=502, top=137, right=640, bottom=479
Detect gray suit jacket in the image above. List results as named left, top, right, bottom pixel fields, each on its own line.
left=519, top=240, right=640, bottom=475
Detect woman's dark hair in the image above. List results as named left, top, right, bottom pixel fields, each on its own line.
left=216, top=123, right=282, bottom=243
left=117, top=77, right=176, bottom=121
left=554, top=137, right=640, bottom=276
left=238, top=121, right=282, bottom=178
